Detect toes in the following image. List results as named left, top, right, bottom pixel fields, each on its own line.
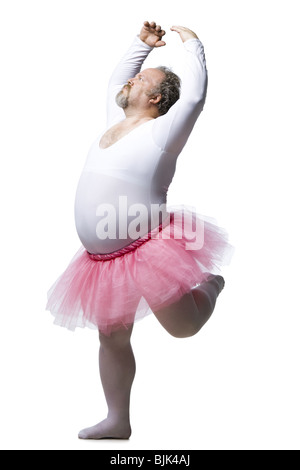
left=205, top=274, right=225, bottom=293
left=215, top=275, right=225, bottom=292
left=78, top=428, right=91, bottom=440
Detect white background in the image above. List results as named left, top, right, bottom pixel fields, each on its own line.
left=0, top=0, right=299, bottom=450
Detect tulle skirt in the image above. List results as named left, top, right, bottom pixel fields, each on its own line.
left=46, top=207, right=233, bottom=336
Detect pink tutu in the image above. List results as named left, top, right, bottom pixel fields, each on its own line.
left=46, top=207, right=233, bottom=336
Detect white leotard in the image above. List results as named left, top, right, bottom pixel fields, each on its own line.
left=74, top=36, right=208, bottom=254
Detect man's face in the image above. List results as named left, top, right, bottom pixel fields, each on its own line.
left=116, top=68, right=165, bottom=110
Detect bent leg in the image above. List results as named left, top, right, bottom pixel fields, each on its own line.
left=78, top=325, right=135, bottom=440
left=153, top=275, right=225, bottom=338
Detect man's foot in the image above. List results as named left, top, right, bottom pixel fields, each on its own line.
left=205, top=274, right=225, bottom=294
left=191, top=273, right=225, bottom=323
left=78, top=418, right=131, bottom=440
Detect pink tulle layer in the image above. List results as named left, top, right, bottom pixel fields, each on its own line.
left=46, top=208, right=233, bottom=335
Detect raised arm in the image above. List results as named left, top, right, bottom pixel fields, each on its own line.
left=106, top=21, right=166, bottom=128
left=152, top=26, right=208, bottom=155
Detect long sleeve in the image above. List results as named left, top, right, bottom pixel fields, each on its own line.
left=152, top=39, right=208, bottom=155
left=106, top=36, right=153, bottom=128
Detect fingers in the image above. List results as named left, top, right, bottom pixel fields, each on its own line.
left=140, top=21, right=166, bottom=47
left=170, top=25, right=199, bottom=42
left=141, top=22, right=198, bottom=46
left=155, top=40, right=167, bottom=47
left=143, top=20, right=166, bottom=37
left=170, top=25, right=189, bottom=33
left=144, top=21, right=159, bottom=30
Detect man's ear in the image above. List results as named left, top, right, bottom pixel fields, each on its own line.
left=150, top=94, right=162, bottom=105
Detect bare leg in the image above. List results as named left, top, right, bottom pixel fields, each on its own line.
left=78, top=325, right=135, bottom=440
left=154, top=274, right=225, bottom=338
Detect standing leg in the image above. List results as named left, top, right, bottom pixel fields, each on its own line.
left=78, top=324, right=135, bottom=440
left=154, top=274, right=225, bottom=338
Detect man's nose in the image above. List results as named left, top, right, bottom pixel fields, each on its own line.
left=128, top=79, right=134, bottom=86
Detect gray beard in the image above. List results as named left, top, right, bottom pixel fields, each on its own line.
left=116, top=90, right=129, bottom=109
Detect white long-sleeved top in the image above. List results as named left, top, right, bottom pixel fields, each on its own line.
left=74, top=36, right=208, bottom=254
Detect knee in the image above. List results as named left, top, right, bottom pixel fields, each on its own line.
left=99, top=326, right=133, bottom=350
left=167, top=321, right=202, bottom=339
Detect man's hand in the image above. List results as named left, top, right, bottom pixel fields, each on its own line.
left=170, top=26, right=199, bottom=43
left=139, top=21, right=166, bottom=48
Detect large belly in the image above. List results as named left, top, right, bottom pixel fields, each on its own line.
left=74, top=171, right=167, bottom=254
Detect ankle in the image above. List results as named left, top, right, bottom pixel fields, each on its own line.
left=107, top=411, right=131, bottom=425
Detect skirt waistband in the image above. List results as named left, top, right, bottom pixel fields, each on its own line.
left=88, top=215, right=173, bottom=262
